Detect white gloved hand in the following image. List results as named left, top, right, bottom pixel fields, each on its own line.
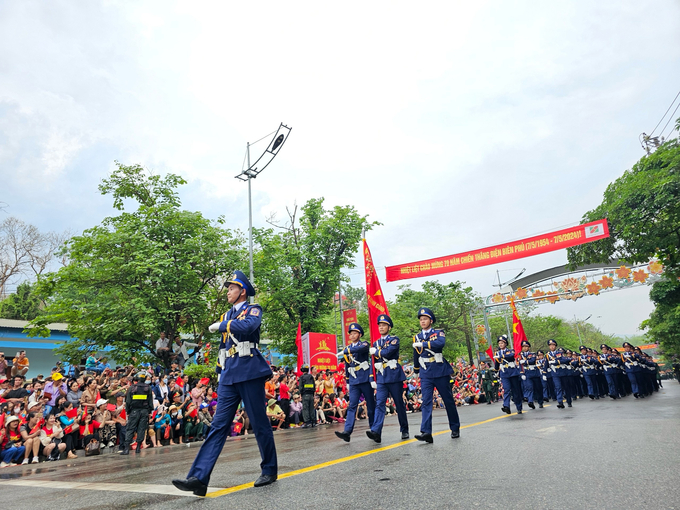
left=521, top=375, right=526, bottom=380
left=208, top=322, right=221, bottom=333
left=370, top=381, right=377, bottom=389
left=413, top=342, right=423, bottom=348
left=369, top=347, right=377, bottom=355
left=542, top=375, right=547, bottom=381
left=519, top=359, right=526, bottom=364
left=337, top=351, right=345, bottom=358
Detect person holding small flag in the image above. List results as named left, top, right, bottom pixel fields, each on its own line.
left=335, top=323, right=376, bottom=442
left=366, top=314, right=409, bottom=443
left=493, top=335, right=523, bottom=415
left=412, top=307, right=460, bottom=443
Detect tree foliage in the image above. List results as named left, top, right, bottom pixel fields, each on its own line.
left=254, top=199, right=377, bottom=355
left=567, top=138, right=680, bottom=276
left=0, top=281, right=42, bottom=320
left=642, top=278, right=680, bottom=357
left=28, top=163, right=246, bottom=366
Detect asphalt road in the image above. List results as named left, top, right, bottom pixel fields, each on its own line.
left=2, top=382, right=679, bottom=510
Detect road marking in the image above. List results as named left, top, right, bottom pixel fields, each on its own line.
left=0, top=479, right=223, bottom=497
left=205, top=408, right=539, bottom=498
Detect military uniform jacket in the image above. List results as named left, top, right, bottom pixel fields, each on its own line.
left=518, top=351, right=540, bottom=377
left=494, top=349, right=520, bottom=377
left=479, top=368, right=496, bottom=388
left=341, top=340, right=373, bottom=385
left=125, top=383, right=153, bottom=413
left=372, top=335, right=406, bottom=384
left=580, top=355, right=598, bottom=375
left=216, top=302, right=272, bottom=385
left=546, top=350, right=569, bottom=373
left=622, top=351, right=641, bottom=373
left=412, top=329, right=453, bottom=380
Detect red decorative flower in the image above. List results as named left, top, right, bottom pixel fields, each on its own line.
left=632, top=270, right=648, bottom=283
left=514, top=287, right=528, bottom=299
left=546, top=291, right=560, bottom=304
left=599, top=275, right=614, bottom=289
left=648, top=261, right=663, bottom=274
left=615, top=265, right=631, bottom=279
left=532, top=289, right=546, bottom=302
left=586, top=281, right=601, bottom=295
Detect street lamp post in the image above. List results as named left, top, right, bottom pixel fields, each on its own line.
left=235, top=124, right=292, bottom=302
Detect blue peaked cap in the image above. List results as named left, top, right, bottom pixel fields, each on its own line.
left=225, top=270, right=256, bottom=296
left=348, top=323, right=364, bottom=336
left=417, top=307, right=436, bottom=323
left=377, top=314, right=393, bottom=327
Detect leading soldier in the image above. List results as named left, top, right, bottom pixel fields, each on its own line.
left=173, top=271, right=277, bottom=496
left=493, top=335, right=523, bottom=414
left=412, top=307, right=460, bottom=443
left=120, top=371, right=153, bottom=455
left=366, top=314, right=409, bottom=443
left=518, top=340, right=543, bottom=409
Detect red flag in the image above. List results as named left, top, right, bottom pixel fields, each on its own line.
left=295, top=322, right=303, bottom=377
left=176, top=377, right=184, bottom=388
left=363, top=239, right=389, bottom=342
left=510, top=298, right=527, bottom=355
left=485, top=345, right=494, bottom=361
left=65, top=407, right=78, bottom=419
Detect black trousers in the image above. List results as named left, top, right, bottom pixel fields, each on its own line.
left=125, top=408, right=149, bottom=448
left=302, top=394, right=315, bottom=424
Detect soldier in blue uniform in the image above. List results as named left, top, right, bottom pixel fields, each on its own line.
left=579, top=345, right=598, bottom=399
left=412, top=307, right=460, bottom=442
left=366, top=314, right=409, bottom=443
left=546, top=340, right=572, bottom=409
left=335, top=323, right=376, bottom=442
left=537, top=350, right=554, bottom=401
left=493, top=335, right=523, bottom=414
left=622, top=342, right=642, bottom=398
left=172, top=271, right=277, bottom=496
left=518, top=340, right=543, bottom=409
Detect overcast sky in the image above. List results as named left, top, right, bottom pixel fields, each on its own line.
left=1, top=1, right=679, bottom=337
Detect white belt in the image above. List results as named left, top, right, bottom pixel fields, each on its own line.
left=501, top=361, right=516, bottom=369
left=375, top=359, right=398, bottom=374
left=525, top=366, right=537, bottom=371
left=348, top=361, right=370, bottom=378
left=420, top=353, right=443, bottom=369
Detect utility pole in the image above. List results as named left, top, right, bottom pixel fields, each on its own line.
left=463, top=307, right=474, bottom=366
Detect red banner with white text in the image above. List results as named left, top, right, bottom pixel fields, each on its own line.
left=302, top=332, right=338, bottom=371
left=342, top=309, right=358, bottom=340
left=386, top=219, right=609, bottom=282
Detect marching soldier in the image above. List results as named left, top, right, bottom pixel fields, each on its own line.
left=120, top=371, right=153, bottom=455
left=579, top=346, right=598, bottom=399
left=493, top=335, right=523, bottom=414
left=536, top=350, right=554, bottom=401
left=173, top=271, right=277, bottom=496
left=622, top=342, right=642, bottom=398
left=568, top=350, right=584, bottom=399
left=335, top=323, right=376, bottom=442
left=412, top=307, right=460, bottom=442
left=366, top=314, right=409, bottom=443
left=546, top=340, right=572, bottom=409
left=518, top=340, right=543, bottom=409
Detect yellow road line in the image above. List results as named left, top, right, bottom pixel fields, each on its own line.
left=206, top=407, right=542, bottom=498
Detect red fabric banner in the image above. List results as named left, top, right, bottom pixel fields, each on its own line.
left=386, top=219, right=610, bottom=282
left=510, top=299, right=527, bottom=356
left=363, top=239, right=389, bottom=342
left=306, top=332, right=338, bottom=371
left=342, top=309, right=358, bottom=340
left=485, top=345, right=494, bottom=361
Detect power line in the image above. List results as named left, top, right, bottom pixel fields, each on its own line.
left=658, top=101, right=680, bottom=141
left=650, top=89, right=680, bottom=136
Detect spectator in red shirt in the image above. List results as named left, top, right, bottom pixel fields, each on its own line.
left=277, top=375, right=291, bottom=429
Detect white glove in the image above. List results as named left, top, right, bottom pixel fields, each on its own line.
left=521, top=375, right=526, bottom=380
left=369, top=348, right=377, bottom=355
left=337, top=351, right=345, bottom=358
left=519, top=359, right=526, bottom=364
left=370, top=381, right=377, bottom=389
left=542, top=375, right=547, bottom=381
left=413, top=342, right=423, bottom=348
left=208, top=322, right=221, bottom=333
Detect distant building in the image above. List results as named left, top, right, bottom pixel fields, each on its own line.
left=0, top=318, right=68, bottom=379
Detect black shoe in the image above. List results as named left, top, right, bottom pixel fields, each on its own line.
left=172, top=477, right=208, bottom=497
left=528, top=402, right=535, bottom=410
left=135, top=446, right=141, bottom=453
left=486, top=401, right=492, bottom=405
left=451, top=430, right=460, bottom=439
left=589, top=395, right=594, bottom=400
left=401, top=432, right=410, bottom=440
left=120, top=448, right=129, bottom=455
left=538, top=403, right=544, bottom=408
left=517, top=410, right=523, bottom=414
left=557, top=403, right=565, bottom=409
left=366, top=430, right=381, bottom=443
left=415, top=433, right=433, bottom=443
left=567, top=403, right=572, bottom=408
left=501, top=406, right=511, bottom=415
left=254, top=474, right=277, bottom=487
left=335, top=431, right=351, bottom=442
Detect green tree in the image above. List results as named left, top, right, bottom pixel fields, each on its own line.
left=388, top=281, right=479, bottom=364
left=642, top=278, right=680, bottom=357
left=254, top=199, right=377, bottom=355
left=27, top=162, right=247, bottom=366
left=567, top=138, right=680, bottom=276
left=0, top=281, right=42, bottom=320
